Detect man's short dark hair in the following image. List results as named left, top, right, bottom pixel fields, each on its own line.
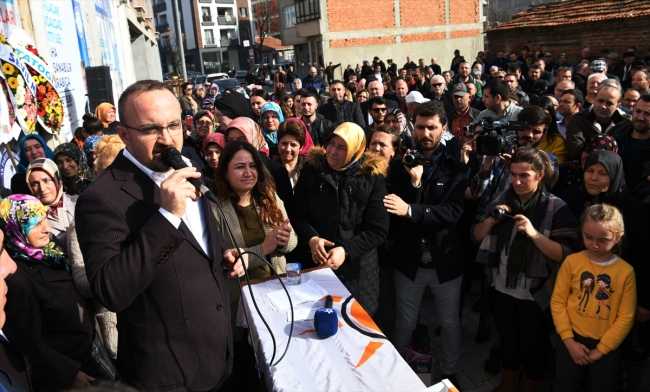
left=365, top=76, right=378, bottom=87
left=119, top=79, right=172, bottom=123
left=556, top=66, right=572, bottom=74
left=522, top=45, right=530, bottom=51
left=301, top=91, right=319, bottom=102
left=329, top=80, right=345, bottom=88
left=413, top=101, right=447, bottom=126
left=575, top=63, right=589, bottom=73
left=508, top=65, right=521, bottom=73
left=368, top=96, right=386, bottom=108
left=293, top=88, right=308, bottom=99
left=483, top=79, right=510, bottom=102
left=561, top=89, right=585, bottom=107
left=529, top=64, right=542, bottom=71
left=638, top=94, right=650, bottom=105
left=517, top=105, right=551, bottom=127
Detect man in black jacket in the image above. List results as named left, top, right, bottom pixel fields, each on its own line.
left=318, top=80, right=364, bottom=126
left=384, top=101, right=469, bottom=387
left=300, top=91, right=333, bottom=145
left=359, top=80, right=399, bottom=127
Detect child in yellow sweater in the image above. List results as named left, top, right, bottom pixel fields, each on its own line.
left=551, top=204, right=636, bottom=392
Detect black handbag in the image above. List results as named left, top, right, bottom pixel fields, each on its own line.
left=79, top=332, right=120, bottom=382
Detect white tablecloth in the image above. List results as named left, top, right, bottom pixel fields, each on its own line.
left=239, top=268, right=427, bottom=391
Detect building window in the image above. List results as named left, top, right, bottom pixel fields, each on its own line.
left=239, top=7, right=247, bottom=17
left=158, top=13, right=167, bottom=25
left=285, top=51, right=294, bottom=61
left=295, top=0, right=320, bottom=24
left=283, top=6, right=296, bottom=28
left=202, top=7, right=212, bottom=22
left=263, top=54, right=270, bottom=64
left=204, top=29, right=215, bottom=45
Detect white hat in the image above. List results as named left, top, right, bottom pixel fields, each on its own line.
left=405, top=91, right=430, bottom=104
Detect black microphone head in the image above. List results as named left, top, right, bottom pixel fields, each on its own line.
left=161, top=147, right=185, bottom=169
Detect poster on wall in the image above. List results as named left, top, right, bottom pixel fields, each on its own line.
left=95, top=0, right=123, bottom=106
left=0, top=0, right=20, bottom=37
left=35, top=0, right=88, bottom=137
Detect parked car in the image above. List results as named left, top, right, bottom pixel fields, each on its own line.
left=235, top=70, right=248, bottom=85
left=205, top=73, right=230, bottom=83
left=213, top=78, right=240, bottom=94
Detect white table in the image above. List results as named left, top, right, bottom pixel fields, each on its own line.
left=239, top=268, right=427, bottom=391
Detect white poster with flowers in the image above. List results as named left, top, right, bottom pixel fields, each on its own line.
left=0, top=39, right=38, bottom=134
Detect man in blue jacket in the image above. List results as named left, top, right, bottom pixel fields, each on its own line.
left=302, top=67, right=326, bottom=95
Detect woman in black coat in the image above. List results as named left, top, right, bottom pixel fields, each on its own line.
left=1, top=195, right=116, bottom=390
left=292, top=123, right=389, bottom=317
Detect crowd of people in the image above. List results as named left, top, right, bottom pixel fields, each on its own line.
left=0, top=44, right=647, bottom=392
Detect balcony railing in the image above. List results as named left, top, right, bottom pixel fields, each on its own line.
left=155, top=22, right=169, bottom=33
left=215, top=0, right=233, bottom=3
left=217, top=16, right=236, bottom=25
left=220, top=38, right=237, bottom=47
left=296, top=0, right=320, bottom=24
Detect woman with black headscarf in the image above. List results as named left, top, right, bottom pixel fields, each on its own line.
left=52, top=143, right=93, bottom=195
left=561, top=150, right=650, bottom=337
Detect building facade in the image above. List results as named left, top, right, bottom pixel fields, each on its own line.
left=278, top=0, right=484, bottom=79
left=154, top=0, right=242, bottom=75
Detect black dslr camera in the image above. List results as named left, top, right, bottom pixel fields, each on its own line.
left=464, top=117, right=527, bottom=156
left=404, top=150, right=433, bottom=168
left=490, top=207, right=513, bottom=220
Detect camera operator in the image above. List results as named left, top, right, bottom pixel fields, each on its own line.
left=470, top=147, right=577, bottom=390
left=383, top=101, right=470, bottom=386
left=470, top=106, right=560, bottom=210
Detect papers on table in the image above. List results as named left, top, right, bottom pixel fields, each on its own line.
left=286, top=307, right=317, bottom=322
left=265, top=279, right=328, bottom=312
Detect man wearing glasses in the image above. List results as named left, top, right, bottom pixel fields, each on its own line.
left=179, top=82, right=198, bottom=114
left=365, top=96, right=388, bottom=135
left=76, top=80, right=243, bottom=390
left=428, top=75, right=453, bottom=117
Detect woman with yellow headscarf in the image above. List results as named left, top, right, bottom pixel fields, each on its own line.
left=292, top=122, right=390, bottom=317
left=94, top=102, right=121, bottom=135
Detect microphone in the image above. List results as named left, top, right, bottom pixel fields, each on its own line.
left=161, top=147, right=219, bottom=203
left=314, top=295, right=338, bottom=339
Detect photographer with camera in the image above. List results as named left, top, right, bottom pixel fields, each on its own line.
left=470, top=147, right=578, bottom=391
left=383, top=101, right=470, bottom=386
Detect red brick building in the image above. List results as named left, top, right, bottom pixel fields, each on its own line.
left=278, top=0, right=484, bottom=77
left=486, top=0, right=650, bottom=63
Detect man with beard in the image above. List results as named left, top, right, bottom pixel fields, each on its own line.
left=384, top=100, right=469, bottom=389
left=631, top=70, right=650, bottom=95
left=477, top=79, right=523, bottom=122
left=521, top=65, right=548, bottom=96
left=615, top=94, right=650, bottom=188
left=318, top=80, right=364, bottom=126
left=566, top=85, right=632, bottom=160
left=75, top=80, right=245, bottom=389
left=300, top=91, right=332, bottom=145
left=410, top=67, right=429, bottom=96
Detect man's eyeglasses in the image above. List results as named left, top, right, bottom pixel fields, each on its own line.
left=495, top=76, right=504, bottom=79
left=371, top=108, right=387, bottom=113
left=122, top=121, right=183, bottom=137
left=431, top=83, right=443, bottom=87
left=186, top=87, right=193, bottom=91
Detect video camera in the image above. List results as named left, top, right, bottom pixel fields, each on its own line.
left=404, top=150, right=433, bottom=168
left=463, top=117, right=527, bottom=156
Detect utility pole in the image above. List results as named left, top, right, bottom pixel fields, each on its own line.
left=172, top=0, right=187, bottom=81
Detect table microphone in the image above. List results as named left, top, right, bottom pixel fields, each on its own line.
left=314, top=295, right=338, bottom=339
left=161, top=147, right=219, bottom=203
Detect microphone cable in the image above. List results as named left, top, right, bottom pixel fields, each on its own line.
left=207, top=192, right=294, bottom=368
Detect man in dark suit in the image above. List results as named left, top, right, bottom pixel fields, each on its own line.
left=76, top=80, right=245, bottom=391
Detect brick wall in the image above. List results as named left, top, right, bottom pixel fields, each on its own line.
left=449, top=0, right=479, bottom=24
left=401, top=0, right=445, bottom=27
left=402, top=32, right=446, bottom=43
left=330, top=36, right=396, bottom=48
left=328, top=0, right=395, bottom=32
left=486, top=16, right=650, bottom=63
